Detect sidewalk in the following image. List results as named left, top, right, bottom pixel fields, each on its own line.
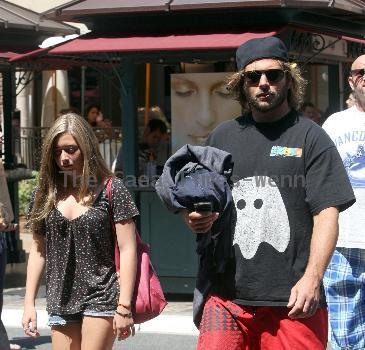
left=2, top=286, right=198, bottom=336
left=5, top=230, right=198, bottom=335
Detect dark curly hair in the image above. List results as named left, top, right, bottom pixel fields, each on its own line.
left=226, top=61, right=307, bottom=113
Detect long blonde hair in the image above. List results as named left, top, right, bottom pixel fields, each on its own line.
left=29, top=113, right=112, bottom=234
left=226, top=61, right=307, bottom=113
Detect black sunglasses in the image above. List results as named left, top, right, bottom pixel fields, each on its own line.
left=351, top=68, right=365, bottom=78
left=243, top=69, right=286, bottom=84
left=53, top=145, right=79, bottom=157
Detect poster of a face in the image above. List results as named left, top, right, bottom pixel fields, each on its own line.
left=171, top=72, right=242, bottom=152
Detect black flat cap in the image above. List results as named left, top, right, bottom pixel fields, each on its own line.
left=236, top=36, right=288, bottom=71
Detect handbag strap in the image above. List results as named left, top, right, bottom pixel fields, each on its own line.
left=106, top=177, right=116, bottom=236
left=106, top=176, right=142, bottom=244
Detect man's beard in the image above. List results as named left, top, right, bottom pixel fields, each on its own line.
left=353, top=87, right=365, bottom=107
left=246, top=85, right=290, bottom=113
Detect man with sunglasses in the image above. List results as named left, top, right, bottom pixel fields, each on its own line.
left=183, top=37, right=355, bottom=350
left=322, top=55, right=365, bottom=350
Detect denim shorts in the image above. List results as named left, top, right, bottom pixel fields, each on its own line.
left=48, top=310, right=115, bottom=326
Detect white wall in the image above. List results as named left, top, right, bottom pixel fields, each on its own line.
left=7, top=0, right=88, bottom=34
left=8, top=0, right=73, bottom=13
left=8, top=0, right=87, bottom=127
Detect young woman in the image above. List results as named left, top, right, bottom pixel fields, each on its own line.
left=22, top=113, right=139, bottom=350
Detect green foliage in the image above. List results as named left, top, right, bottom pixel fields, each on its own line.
left=18, top=171, right=38, bottom=216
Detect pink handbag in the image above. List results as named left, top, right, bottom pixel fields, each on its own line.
left=106, top=178, right=167, bottom=324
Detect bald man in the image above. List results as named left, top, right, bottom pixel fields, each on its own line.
left=322, top=55, right=365, bottom=350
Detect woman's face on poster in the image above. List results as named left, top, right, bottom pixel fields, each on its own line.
left=171, top=72, right=241, bottom=151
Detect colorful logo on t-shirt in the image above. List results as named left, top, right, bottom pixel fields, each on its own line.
left=343, top=144, right=365, bottom=188
left=270, top=146, right=302, bottom=157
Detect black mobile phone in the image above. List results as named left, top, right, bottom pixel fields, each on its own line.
left=193, top=202, right=213, bottom=212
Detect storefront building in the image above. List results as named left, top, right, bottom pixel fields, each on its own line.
left=11, top=0, right=365, bottom=292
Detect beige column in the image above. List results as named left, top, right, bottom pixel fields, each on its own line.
left=41, top=70, right=69, bottom=127
left=16, top=71, right=34, bottom=128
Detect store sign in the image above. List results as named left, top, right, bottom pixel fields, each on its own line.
left=289, top=30, right=346, bottom=57
left=289, top=31, right=314, bottom=54
left=289, top=29, right=365, bottom=60
left=347, top=41, right=365, bottom=59
left=316, top=35, right=347, bottom=57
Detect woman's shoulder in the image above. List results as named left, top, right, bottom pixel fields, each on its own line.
left=109, top=176, right=133, bottom=196
left=110, top=176, right=125, bottom=187
left=107, top=176, right=139, bottom=217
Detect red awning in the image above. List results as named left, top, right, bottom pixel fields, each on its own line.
left=10, top=47, right=49, bottom=62
left=10, top=30, right=279, bottom=65
left=49, top=31, right=279, bottom=54
left=0, top=52, right=18, bottom=59
left=341, top=35, right=365, bottom=45
left=9, top=26, right=365, bottom=70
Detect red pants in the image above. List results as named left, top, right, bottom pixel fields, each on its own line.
left=197, top=295, right=328, bottom=350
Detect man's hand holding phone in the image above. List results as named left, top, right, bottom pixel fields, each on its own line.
left=183, top=202, right=219, bottom=233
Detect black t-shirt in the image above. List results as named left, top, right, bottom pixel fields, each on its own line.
left=206, top=110, right=355, bottom=306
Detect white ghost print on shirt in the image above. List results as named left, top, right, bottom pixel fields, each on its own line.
left=232, top=176, right=290, bottom=259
